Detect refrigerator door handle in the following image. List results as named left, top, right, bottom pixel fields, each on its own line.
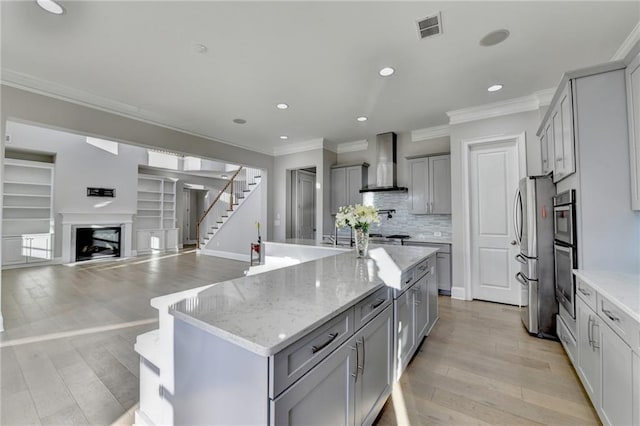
left=512, top=189, right=524, bottom=245
left=515, top=272, right=529, bottom=287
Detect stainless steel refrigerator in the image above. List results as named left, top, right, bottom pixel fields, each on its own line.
left=514, top=175, right=557, bottom=338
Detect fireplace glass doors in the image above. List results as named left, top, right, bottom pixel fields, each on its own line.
left=76, top=227, right=121, bottom=262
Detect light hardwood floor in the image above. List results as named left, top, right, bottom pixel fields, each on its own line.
left=375, top=297, right=600, bottom=425
left=1, top=251, right=599, bottom=425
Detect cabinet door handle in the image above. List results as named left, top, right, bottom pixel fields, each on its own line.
left=556, top=157, right=563, bottom=162
left=370, top=298, right=385, bottom=310
left=578, top=287, right=591, bottom=297
left=591, top=319, right=600, bottom=350
left=350, top=343, right=359, bottom=382
left=361, top=336, right=366, bottom=373
left=587, top=315, right=593, bottom=347
left=601, top=308, right=620, bottom=322
left=311, top=332, right=339, bottom=354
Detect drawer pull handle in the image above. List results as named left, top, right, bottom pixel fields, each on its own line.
left=601, top=308, right=620, bottom=322
left=371, top=298, right=385, bottom=310
left=311, top=332, right=339, bottom=354
left=405, top=278, right=412, bottom=284
left=578, top=287, right=591, bottom=297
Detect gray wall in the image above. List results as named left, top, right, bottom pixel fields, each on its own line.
left=273, top=148, right=335, bottom=242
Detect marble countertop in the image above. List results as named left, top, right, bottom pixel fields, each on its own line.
left=573, top=270, right=640, bottom=323
left=170, top=244, right=438, bottom=356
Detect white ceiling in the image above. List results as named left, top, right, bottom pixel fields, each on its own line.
left=1, top=1, right=638, bottom=155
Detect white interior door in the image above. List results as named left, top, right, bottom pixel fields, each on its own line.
left=469, top=141, right=521, bottom=305
left=295, top=170, right=316, bottom=240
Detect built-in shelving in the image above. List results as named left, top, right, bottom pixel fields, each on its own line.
left=136, top=175, right=178, bottom=254
left=2, top=159, right=54, bottom=266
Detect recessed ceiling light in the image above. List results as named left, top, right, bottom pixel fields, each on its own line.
left=36, top=0, right=64, bottom=14
left=194, top=44, right=208, bottom=54
left=276, top=103, right=289, bottom=110
left=356, top=116, right=368, bottom=122
left=280, top=136, right=289, bottom=140
left=379, top=67, right=395, bottom=77
left=480, top=29, right=510, bottom=47
left=488, top=84, right=503, bottom=92
left=232, top=118, right=247, bottom=124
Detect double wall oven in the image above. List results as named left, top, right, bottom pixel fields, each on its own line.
left=553, top=190, right=577, bottom=321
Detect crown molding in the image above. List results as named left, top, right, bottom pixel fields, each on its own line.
left=1, top=68, right=275, bottom=156
left=446, top=88, right=555, bottom=125
left=337, top=139, right=368, bottom=153
left=612, top=21, right=640, bottom=62
left=533, top=88, right=556, bottom=107
left=272, top=138, right=326, bottom=156
left=411, top=125, right=450, bottom=142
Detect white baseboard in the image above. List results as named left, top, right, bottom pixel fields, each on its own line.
left=450, top=286, right=467, bottom=300
left=131, top=250, right=137, bottom=257
left=178, top=243, right=184, bottom=249
left=198, top=249, right=250, bottom=262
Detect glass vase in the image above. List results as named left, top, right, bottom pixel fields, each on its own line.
left=354, top=228, right=369, bottom=258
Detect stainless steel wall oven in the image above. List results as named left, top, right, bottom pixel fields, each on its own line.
left=553, top=190, right=577, bottom=318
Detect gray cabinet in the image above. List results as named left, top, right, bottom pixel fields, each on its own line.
left=404, top=242, right=451, bottom=294
left=414, top=274, right=429, bottom=339
left=408, top=155, right=451, bottom=214
left=272, top=305, right=393, bottom=426
left=271, top=336, right=357, bottom=426
left=576, top=296, right=600, bottom=402
left=354, top=306, right=393, bottom=426
left=626, top=52, right=640, bottom=210
left=600, top=320, right=633, bottom=426
left=330, top=164, right=368, bottom=213
left=394, top=287, right=417, bottom=376
left=426, top=269, right=438, bottom=335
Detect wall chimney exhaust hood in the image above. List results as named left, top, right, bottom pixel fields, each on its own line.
left=360, top=132, right=408, bottom=193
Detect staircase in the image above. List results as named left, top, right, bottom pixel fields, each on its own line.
left=197, top=167, right=262, bottom=250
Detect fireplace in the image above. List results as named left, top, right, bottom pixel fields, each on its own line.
left=75, top=227, right=121, bottom=262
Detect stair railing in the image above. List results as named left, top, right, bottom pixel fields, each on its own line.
left=196, top=166, right=243, bottom=249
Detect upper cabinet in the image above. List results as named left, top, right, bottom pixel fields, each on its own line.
left=408, top=154, right=451, bottom=214
left=539, top=81, right=575, bottom=182
left=626, top=53, right=640, bottom=210
left=330, top=163, right=368, bottom=213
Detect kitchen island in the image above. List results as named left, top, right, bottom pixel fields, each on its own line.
left=136, top=242, right=438, bottom=426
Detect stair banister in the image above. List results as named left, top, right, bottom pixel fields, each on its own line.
left=196, top=166, right=243, bottom=249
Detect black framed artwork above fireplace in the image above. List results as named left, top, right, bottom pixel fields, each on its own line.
left=76, top=226, right=121, bottom=262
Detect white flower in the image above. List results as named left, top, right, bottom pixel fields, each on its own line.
left=335, top=204, right=380, bottom=232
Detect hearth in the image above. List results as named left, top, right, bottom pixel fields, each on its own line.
left=76, top=226, right=121, bottom=262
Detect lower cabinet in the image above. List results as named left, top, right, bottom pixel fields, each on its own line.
left=600, top=321, right=633, bottom=426
left=2, top=234, right=52, bottom=266
left=571, top=290, right=637, bottom=426
left=395, top=287, right=417, bottom=377
left=426, top=270, right=439, bottom=335
left=272, top=306, right=393, bottom=426
left=436, top=252, right=451, bottom=293
left=271, top=336, right=357, bottom=426
left=136, top=229, right=178, bottom=254
left=576, top=296, right=600, bottom=402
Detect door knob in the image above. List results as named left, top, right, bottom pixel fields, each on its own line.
left=510, top=240, right=517, bottom=245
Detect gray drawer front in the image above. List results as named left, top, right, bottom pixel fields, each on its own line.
left=597, top=294, right=639, bottom=350
left=353, top=287, right=392, bottom=331
left=576, top=278, right=596, bottom=311
left=271, top=309, right=354, bottom=398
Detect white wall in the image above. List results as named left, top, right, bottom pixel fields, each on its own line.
left=6, top=121, right=145, bottom=257
left=449, top=109, right=543, bottom=300
left=203, top=182, right=265, bottom=260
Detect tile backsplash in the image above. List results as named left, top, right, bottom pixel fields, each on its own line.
left=335, top=191, right=452, bottom=238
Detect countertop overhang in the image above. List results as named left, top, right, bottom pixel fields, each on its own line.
left=170, top=243, right=438, bottom=356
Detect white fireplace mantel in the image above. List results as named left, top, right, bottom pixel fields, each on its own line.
left=60, top=212, right=134, bottom=263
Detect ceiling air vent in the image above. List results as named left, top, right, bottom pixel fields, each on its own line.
left=416, top=12, right=442, bottom=39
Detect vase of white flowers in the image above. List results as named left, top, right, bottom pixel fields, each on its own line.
left=335, top=204, right=380, bottom=257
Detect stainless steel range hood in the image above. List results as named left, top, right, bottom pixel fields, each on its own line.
left=360, top=132, right=408, bottom=193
